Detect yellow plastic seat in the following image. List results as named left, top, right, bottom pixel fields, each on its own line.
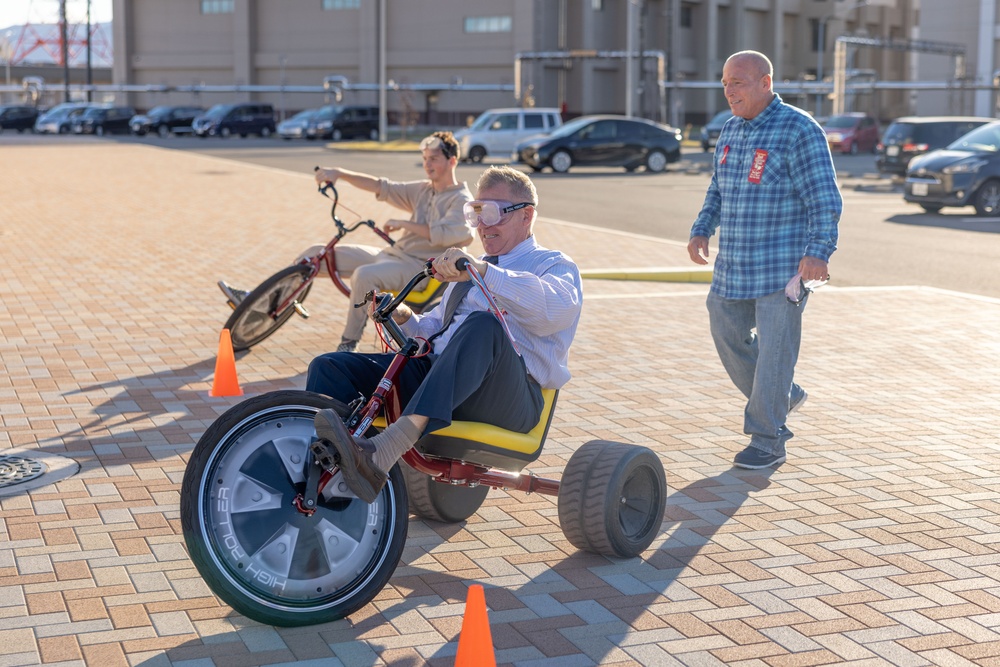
left=400, top=276, right=445, bottom=311
left=374, top=388, right=558, bottom=471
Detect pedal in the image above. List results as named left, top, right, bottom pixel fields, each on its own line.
left=293, top=301, right=310, bottom=319
left=226, top=300, right=237, bottom=311
left=309, top=439, right=338, bottom=472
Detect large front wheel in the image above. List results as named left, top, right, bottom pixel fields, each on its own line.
left=180, top=390, right=408, bottom=626
left=224, top=265, right=314, bottom=352
left=558, top=440, right=666, bottom=558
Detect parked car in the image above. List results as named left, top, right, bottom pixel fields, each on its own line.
left=34, top=102, right=93, bottom=134
left=904, top=120, right=1000, bottom=216
left=876, top=116, right=995, bottom=176
left=277, top=108, right=318, bottom=140
left=700, top=110, right=734, bottom=151
left=72, top=105, right=136, bottom=135
left=455, top=107, right=562, bottom=163
left=192, top=103, right=276, bottom=138
left=513, top=115, right=682, bottom=174
left=130, top=105, right=204, bottom=137
left=823, top=113, right=880, bottom=154
left=0, top=105, right=40, bottom=133
left=306, top=105, right=379, bottom=141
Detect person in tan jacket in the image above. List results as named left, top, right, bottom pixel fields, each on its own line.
left=219, top=131, right=475, bottom=351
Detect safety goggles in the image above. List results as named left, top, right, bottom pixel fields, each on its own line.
left=463, top=200, right=534, bottom=228
left=419, top=135, right=457, bottom=159
left=785, top=273, right=829, bottom=305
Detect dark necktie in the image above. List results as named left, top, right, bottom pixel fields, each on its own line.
left=427, top=255, right=497, bottom=345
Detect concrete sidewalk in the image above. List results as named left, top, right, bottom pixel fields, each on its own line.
left=2, top=143, right=1000, bottom=667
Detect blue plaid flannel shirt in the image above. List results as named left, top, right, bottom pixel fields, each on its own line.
left=691, top=94, right=842, bottom=299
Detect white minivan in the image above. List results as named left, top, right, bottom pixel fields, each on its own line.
left=455, top=107, right=562, bottom=163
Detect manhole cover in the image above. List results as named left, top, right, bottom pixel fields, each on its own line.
left=0, top=456, right=47, bottom=489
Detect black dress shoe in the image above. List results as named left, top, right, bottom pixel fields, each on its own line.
left=312, top=409, right=387, bottom=503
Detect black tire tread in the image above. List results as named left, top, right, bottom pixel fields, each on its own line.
left=558, top=440, right=666, bottom=558
left=401, top=462, right=489, bottom=523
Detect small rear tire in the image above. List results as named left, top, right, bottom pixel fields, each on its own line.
left=401, top=463, right=489, bottom=523
left=558, top=440, right=666, bottom=558
left=225, top=265, right=314, bottom=352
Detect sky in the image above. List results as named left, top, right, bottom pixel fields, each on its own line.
left=0, top=0, right=112, bottom=28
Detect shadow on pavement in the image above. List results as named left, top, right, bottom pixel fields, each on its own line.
left=131, top=468, right=774, bottom=666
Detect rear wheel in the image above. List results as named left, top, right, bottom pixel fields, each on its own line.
left=401, top=463, right=488, bottom=523
left=558, top=440, right=666, bottom=558
left=974, top=179, right=1000, bottom=216
left=180, top=390, right=408, bottom=627
left=157, top=125, right=170, bottom=138
left=225, top=265, right=314, bottom=352
left=469, top=146, right=487, bottom=163
left=260, top=126, right=272, bottom=138
left=645, top=150, right=667, bottom=173
left=551, top=150, right=573, bottom=173
left=919, top=204, right=943, bottom=214
left=220, top=127, right=232, bottom=138
left=333, top=129, right=343, bottom=141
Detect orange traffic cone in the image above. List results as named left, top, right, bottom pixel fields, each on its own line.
left=455, top=584, right=495, bottom=667
left=209, top=329, right=243, bottom=397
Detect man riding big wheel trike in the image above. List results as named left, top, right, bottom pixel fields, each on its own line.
left=180, top=166, right=667, bottom=626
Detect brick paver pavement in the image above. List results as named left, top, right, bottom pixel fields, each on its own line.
left=2, top=143, right=1000, bottom=666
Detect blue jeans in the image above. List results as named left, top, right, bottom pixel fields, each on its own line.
left=706, top=289, right=807, bottom=455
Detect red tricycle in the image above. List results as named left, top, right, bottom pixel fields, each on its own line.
left=182, top=259, right=667, bottom=626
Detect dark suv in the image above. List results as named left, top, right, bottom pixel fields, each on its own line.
left=72, top=106, right=136, bottom=135
left=876, top=116, right=995, bottom=176
left=0, top=105, right=40, bottom=133
left=308, top=105, right=379, bottom=141
left=130, top=105, right=204, bottom=137
left=192, top=103, right=276, bottom=138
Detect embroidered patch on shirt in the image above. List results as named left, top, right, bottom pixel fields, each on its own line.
left=748, top=149, right=768, bottom=184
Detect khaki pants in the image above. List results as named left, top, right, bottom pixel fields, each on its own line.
left=297, top=244, right=426, bottom=342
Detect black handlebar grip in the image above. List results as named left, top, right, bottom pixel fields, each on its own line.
left=455, top=257, right=470, bottom=271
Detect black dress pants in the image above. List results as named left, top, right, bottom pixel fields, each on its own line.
left=305, top=311, right=544, bottom=435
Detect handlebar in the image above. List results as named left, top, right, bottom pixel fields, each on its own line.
left=314, top=166, right=394, bottom=246
left=356, top=260, right=436, bottom=352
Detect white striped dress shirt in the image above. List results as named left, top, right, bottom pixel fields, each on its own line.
left=400, top=236, right=583, bottom=388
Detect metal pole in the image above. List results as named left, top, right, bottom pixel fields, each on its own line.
left=816, top=17, right=826, bottom=115
left=625, top=0, right=635, bottom=117
left=60, top=0, right=70, bottom=102
left=378, top=0, right=386, bottom=142
left=86, top=0, right=92, bottom=102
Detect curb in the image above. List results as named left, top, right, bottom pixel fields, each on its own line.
left=579, top=267, right=713, bottom=282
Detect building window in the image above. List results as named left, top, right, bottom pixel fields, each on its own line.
left=680, top=5, right=692, bottom=29
left=464, top=16, right=512, bottom=33
left=322, top=0, right=359, bottom=9
left=201, top=0, right=233, bottom=14
left=810, top=18, right=823, bottom=52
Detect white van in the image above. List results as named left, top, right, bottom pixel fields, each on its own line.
left=455, top=107, right=562, bottom=163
